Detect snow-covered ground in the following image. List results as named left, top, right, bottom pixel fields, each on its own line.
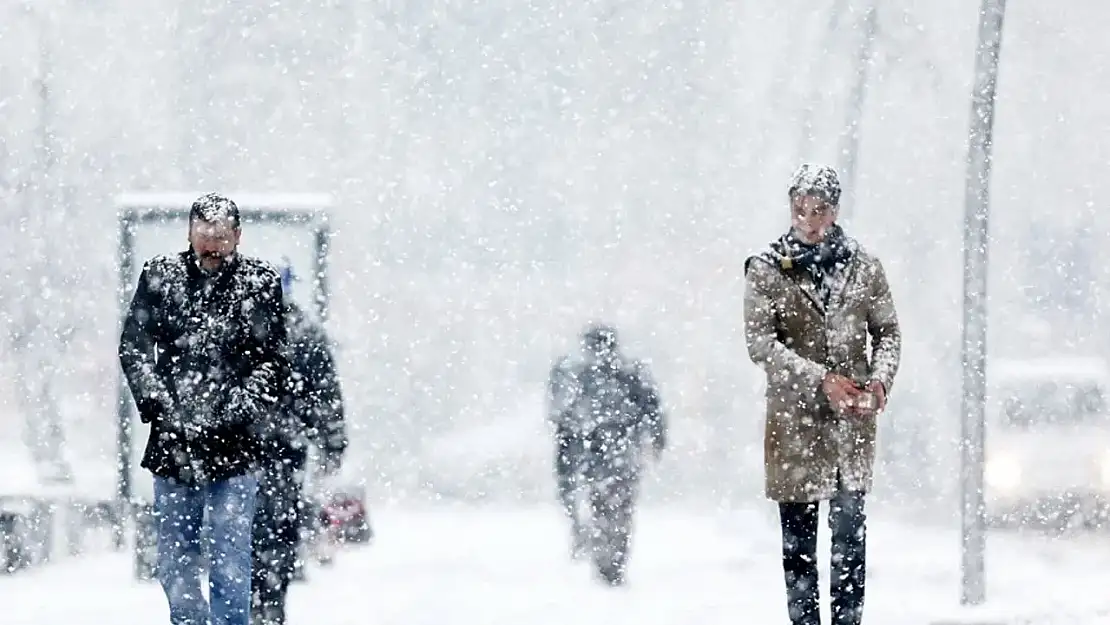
left=4, top=503, right=1110, bottom=625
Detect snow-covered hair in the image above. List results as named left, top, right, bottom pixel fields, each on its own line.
left=189, top=193, right=241, bottom=228
left=581, top=323, right=619, bottom=354
left=788, top=163, right=841, bottom=206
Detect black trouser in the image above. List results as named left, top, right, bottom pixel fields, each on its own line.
left=778, top=488, right=866, bottom=625
left=251, top=457, right=305, bottom=625
left=588, top=470, right=638, bottom=583
left=556, top=433, right=639, bottom=572
left=554, top=431, right=586, bottom=527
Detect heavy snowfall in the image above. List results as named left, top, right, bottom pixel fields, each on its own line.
left=2, top=1, right=1110, bottom=624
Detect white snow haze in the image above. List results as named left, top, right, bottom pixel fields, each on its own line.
left=2, top=0, right=1110, bottom=623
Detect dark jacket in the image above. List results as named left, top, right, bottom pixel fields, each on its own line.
left=547, top=352, right=666, bottom=473
left=118, top=250, right=288, bottom=485
left=268, top=302, right=347, bottom=469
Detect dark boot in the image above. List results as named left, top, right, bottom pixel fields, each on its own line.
left=829, top=490, right=866, bottom=625
left=779, top=501, right=821, bottom=625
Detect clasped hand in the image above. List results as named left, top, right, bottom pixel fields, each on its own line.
left=821, top=373, right=886, bottom=416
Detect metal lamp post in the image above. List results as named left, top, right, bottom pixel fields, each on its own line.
left=836, top=4, right=878, bottom=221
left=959, top=0, right=1007, bottom=608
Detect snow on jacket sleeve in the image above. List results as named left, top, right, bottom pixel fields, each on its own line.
left=223, top=267, right=290, bottom=429
left=547, top=356, right=579, bottom=429
left=743, top=257, right=829, bottom=399
left=628, top=360, right=666, bottom=453
left=118, top=261, right=173, bottom=424
left=864, top=257, right=901, bottom=393
left=302, top=326, right=348, bottom=463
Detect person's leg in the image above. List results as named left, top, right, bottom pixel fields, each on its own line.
left=779, top=501, right=821, bottom=625
left=591, top=471, right=637, bottom=586
left=269, top=466, right=303, bottom=624
left=154, top=476, right=209, bottom=625
left=251, top=468, right=276, bottom=625
left=207, top=473, right=258, bottom=625
left=554, top=431, right=587, bottom=556
left=829, top=488, right=867, bottom=625
left=251, top=463, right=302, bottom=625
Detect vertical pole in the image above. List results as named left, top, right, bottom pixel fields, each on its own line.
left=116, top=208, right=138, bottom=560
left=960, top=0, right=1006, bottom=607
left=836, top=3, right=877, bottom=222
left=796, top=0, right=848, bottom=160
left=171, top=4, right=192, bottom=188
left=315, top=220, right=331, bottom=324
left=25, top=2, right=67, bottom=481
left=117, top=209, right=135, bottom=509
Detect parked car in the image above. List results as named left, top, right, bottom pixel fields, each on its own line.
left=985, top=356, right=1110, bottom=530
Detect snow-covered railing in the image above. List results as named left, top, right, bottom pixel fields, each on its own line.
left=115, top=191, right=333, bottom=226
left=115, top=191, right=334, bottom=210
left=0, top=494, right=123, bottom=575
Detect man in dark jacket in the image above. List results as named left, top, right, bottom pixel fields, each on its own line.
left=119, top=193, right=288, bottom=625
left=251, top=263, right=347, bottom=625
left=547, top=323, right=666, bottom=586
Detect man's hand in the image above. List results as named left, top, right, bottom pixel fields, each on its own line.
left=178, top=421, right=204, bottom=442
left=156, top=405, right=203, bottom=444
left=137, top=392, right=174, bottom=426
left=861, top=380, right=887, bottom=415
left=219, top=386, right=262, bottom=429
left=821, top=373, right=862, bottom=414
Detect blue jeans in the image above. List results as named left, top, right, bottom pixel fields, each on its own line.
left=154, top=474, right=258, bottom=625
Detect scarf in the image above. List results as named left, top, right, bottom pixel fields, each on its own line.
left=770, top=224, right=853, bottom=305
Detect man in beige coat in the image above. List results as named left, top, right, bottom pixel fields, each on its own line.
left=743, top=163, right=901, bottom=625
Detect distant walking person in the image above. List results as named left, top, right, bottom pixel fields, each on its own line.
left=547, top=323, right=666, bottom=586
left=119, top=193, right=288, bottom=625
left=251, top=262, right=348, bottom=625
left=743, top=164, right=901, bottom=625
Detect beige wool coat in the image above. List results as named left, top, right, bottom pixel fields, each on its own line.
left=743, top=238, right=901, bottom=502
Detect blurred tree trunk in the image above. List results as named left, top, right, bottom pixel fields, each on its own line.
left=2, top=4, right=72, bottom=482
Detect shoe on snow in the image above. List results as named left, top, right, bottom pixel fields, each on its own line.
left=596, top=565, right=626, bottom=587
left=571, top=527, right=591, bottom=560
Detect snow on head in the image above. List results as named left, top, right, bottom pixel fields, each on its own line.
left=789, top=162, right=842, bottom=206
left=189, top=192, right=241, bottom=228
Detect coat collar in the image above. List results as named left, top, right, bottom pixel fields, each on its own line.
left=759, top=236, right=862, bottom=317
